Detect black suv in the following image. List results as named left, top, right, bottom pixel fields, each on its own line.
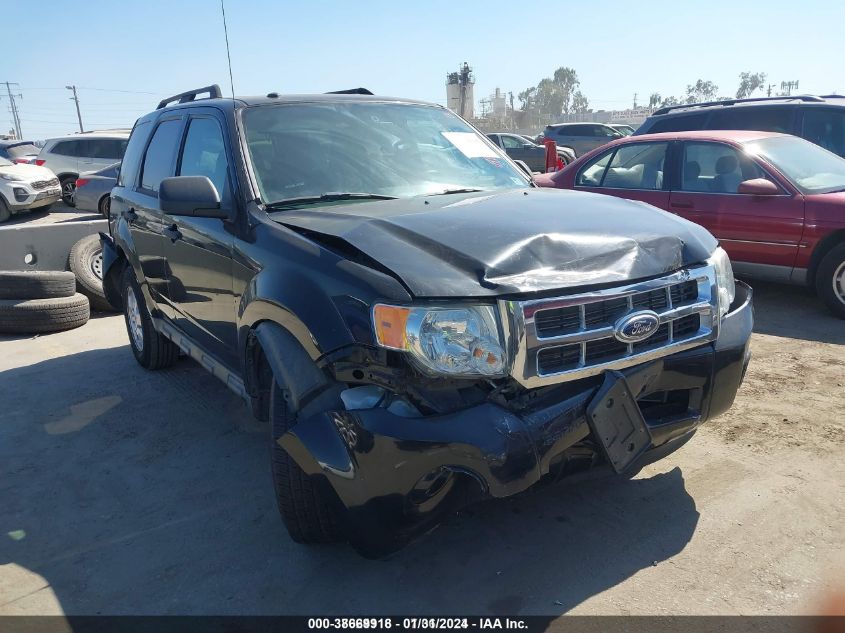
left=101, top=85, right=753, bottom=557
left=635, top=95, right=845, bottom=157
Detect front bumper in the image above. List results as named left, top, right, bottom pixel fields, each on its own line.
left=282, top=282, right=753, bottom=557
left=7, top=185, right=61, bottom=212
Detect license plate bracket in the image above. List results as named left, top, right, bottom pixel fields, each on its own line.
left=586, top=370, right=653, bottom=473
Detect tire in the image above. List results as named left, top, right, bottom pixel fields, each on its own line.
left=122, top=266, right=179, bottom=369
left=98, top=195, right=110, bottom=218
left=270, top=379, right=342, bottom=543
left=68, top=234, right=114, bottom=312
left=815, top=242, right=845, bottom=318
left=0, top=294, right=89, bottom=334
left=60, top=175, right=77, bottom=207
left=0, top=270, right=76, bottom=300
left=0, top=197, right=10, bottom=223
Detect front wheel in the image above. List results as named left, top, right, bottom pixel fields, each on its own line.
left=816, top=243, right=845, bottom=318
left=122, top=267, right=179, bottom=369
left=270, top=379, right=342, bottom=543
left=99, top=195, right=110, bottom=218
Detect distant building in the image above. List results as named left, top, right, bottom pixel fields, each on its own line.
left=446, top=63, right=474, bottom=119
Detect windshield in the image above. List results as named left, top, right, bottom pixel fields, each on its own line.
left=5, top=143, right=39, bottom=158
left=745, top=136, right=845, bottom=194
left=242, top=102, right=529, bottom=205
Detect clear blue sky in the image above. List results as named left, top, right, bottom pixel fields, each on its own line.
left=4, top=0, right=843, bottom=140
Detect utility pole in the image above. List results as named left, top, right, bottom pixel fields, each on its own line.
left=767, top=84, right=775, bottom=97
left=508, top=91, right=515, bottom=130
left=2, top=82, right=23, bottom=139
left=66, top=85, right=84, bottom=133
left=633, top=92, right=638, bottom=109
left=457, top=62, right=472, bottom=119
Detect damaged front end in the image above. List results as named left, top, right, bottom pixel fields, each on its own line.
left=278, top=262, right=753, bottom=558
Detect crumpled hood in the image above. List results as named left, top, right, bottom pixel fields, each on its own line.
left=274, top=188, right=718, bottom=298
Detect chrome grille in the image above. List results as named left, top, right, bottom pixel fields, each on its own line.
left=31, top=178, right=59, bottom=191
left=500, top=266, right=719, bottom=389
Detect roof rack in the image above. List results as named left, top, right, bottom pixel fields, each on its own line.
left=157, top=84, right=223, bottom=110
left=819, top=94, right=844, bottom=98
left=326, top=88, right=373, bottom=95
left=652, top=94, right=825, bottom=116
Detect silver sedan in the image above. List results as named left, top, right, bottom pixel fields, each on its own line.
left=74, top=162, right=119, bottom=216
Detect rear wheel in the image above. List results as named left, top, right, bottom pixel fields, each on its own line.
left=270, top=379, right=342, bottom=543
left=60, top=176, right=77, bottom=207
left=98, top=195, right=110, bottom=218
left=122, top=267, right=179, bottom=369
left=816, top=242, right=845, bottom=318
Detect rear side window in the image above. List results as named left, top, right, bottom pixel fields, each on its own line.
left=601, top=142, right=668, bottom=190
left=559, top=126, right=585, bottom=137
left=802, top=108, right=845, bottom=157
left=90, top=138, right=128, bottom=160
left=140, top=119, right=183, bottom=193
left=117, top=121, right=152, bottom=188
left=576, top=149, right=613, bottom=186
left=708, top=107, right=792, bottom=133
left=646, top=113, right=709, bottom=134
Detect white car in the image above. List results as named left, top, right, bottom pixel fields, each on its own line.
left=37, top=130, right=129, bottom=206
left=0, top=158, right=62, bottom=222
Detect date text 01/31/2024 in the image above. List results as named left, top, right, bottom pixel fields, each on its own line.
left=307, top=618, right=528, bottom=630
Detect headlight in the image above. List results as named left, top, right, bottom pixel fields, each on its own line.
left=708, top=247, right=736, bottom=317
left=0, top=173, right=24, bottom=181
left=373, top=304, right=507, bottom=377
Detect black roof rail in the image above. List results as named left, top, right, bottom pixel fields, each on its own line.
left=326, top=88, right=373, bottom=95
left=157, top=84, right=223, bottom=110
left=652, top=94, right=825, bottom=116
left=819, top=94, right=844, bottom=98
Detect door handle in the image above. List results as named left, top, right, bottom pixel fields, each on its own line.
left=670, top=201, right=694, bottom=209
left=125, top=208, right=138, bottom=223
left=163, top=224, right=182, bottom=242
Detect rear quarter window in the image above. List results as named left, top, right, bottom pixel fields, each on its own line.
left=645, top=113, right=709, bottom=134
left=708, top=107, right=793, bottom=133
left=116, top=121, right=152, bottom=188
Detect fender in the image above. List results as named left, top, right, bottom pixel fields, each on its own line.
left=99, top=232, right=124, bottom=310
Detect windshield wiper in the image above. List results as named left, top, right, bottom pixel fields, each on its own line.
left=266, top=192, right=397, bottom=208
left=430, top=188, right=485, bottom=196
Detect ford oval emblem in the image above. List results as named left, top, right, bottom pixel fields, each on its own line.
left=614, top=311, right=661, bottom=344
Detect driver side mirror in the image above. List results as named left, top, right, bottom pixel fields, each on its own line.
left=737, top=178, right=780, bottom=196
left=159, top=176, right=229, bottom=218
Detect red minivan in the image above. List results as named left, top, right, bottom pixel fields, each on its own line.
left=535, top=130, right=845, bottom=317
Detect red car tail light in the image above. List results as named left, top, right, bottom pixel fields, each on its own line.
left=75, top=178, right=90, bottom=188
left=35, top=159, right=46, bottom=166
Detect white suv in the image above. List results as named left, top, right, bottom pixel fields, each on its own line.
left=37, top=130, right=130, bottom=206
left=0, top=157, right=61, bottom=222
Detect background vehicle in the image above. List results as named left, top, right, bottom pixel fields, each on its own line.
left=487, top=133, right=574, bottom=170
left=635, top=95, right=845, bottom=157
left=0, top=140, right=40, bottom=164
left=0, top=157, right=61, bottom=222
left=36, top=130, right=130, bottom=205
left=534, top=130, right=845, bottom=317
left=74, top=162, right=119, bottom=217
left=541, top=122, right=624, bottom=157
left=607, top=123, right=636, bottom=136
left=101, top=85, right=751, bottom=557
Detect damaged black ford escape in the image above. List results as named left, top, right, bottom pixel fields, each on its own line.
left=101, top=85, right=753, bottom=557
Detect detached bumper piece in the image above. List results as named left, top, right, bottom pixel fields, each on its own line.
left=283, top=282, right=753, bottom=557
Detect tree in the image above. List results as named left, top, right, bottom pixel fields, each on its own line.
left=685, top=80, right=718, bottom=104
left=736, top=72, right=767, bottom=99
left=648, top=93, right=662, bottom=109
left=571, top=91, right=590, bottom=113
left=553, top=67, right=580, bottom=114
left=517, top=87, right=536, bottom=111
left=660, top=96, right=680, bottom=107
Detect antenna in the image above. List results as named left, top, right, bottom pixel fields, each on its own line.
left=220, top=0, right=235, bottom=98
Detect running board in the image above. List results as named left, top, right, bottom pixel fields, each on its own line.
left=153, top=317, right=248, bottom=402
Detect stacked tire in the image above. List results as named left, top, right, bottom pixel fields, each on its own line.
left=0, top=270, right=90, bottom=334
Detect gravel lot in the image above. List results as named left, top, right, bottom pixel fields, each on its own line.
left=0, top=281, right=842, bottom=616
left=5, top=201, right=99, bottom=227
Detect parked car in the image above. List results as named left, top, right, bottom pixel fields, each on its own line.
left=0, top=157, right=61, bottom=222
left=541, top=122, right=624, bottom=157
left=607, top=123, right=636, bottom=136
left=534, top=130, right=845, bottom=317
left=74, top=162, right=119, bottom=217
left=101, top=85, right=752, bottom=557
left=36, top=130, right=130, bottom=206
left=0, top=140, right=40, bottom=164
left=635, top=95, right=845, bottom=158
left=486, top=133, right=574, bottom=171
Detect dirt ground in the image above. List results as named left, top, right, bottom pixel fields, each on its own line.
left=0, top=280, right=842, bottom=616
